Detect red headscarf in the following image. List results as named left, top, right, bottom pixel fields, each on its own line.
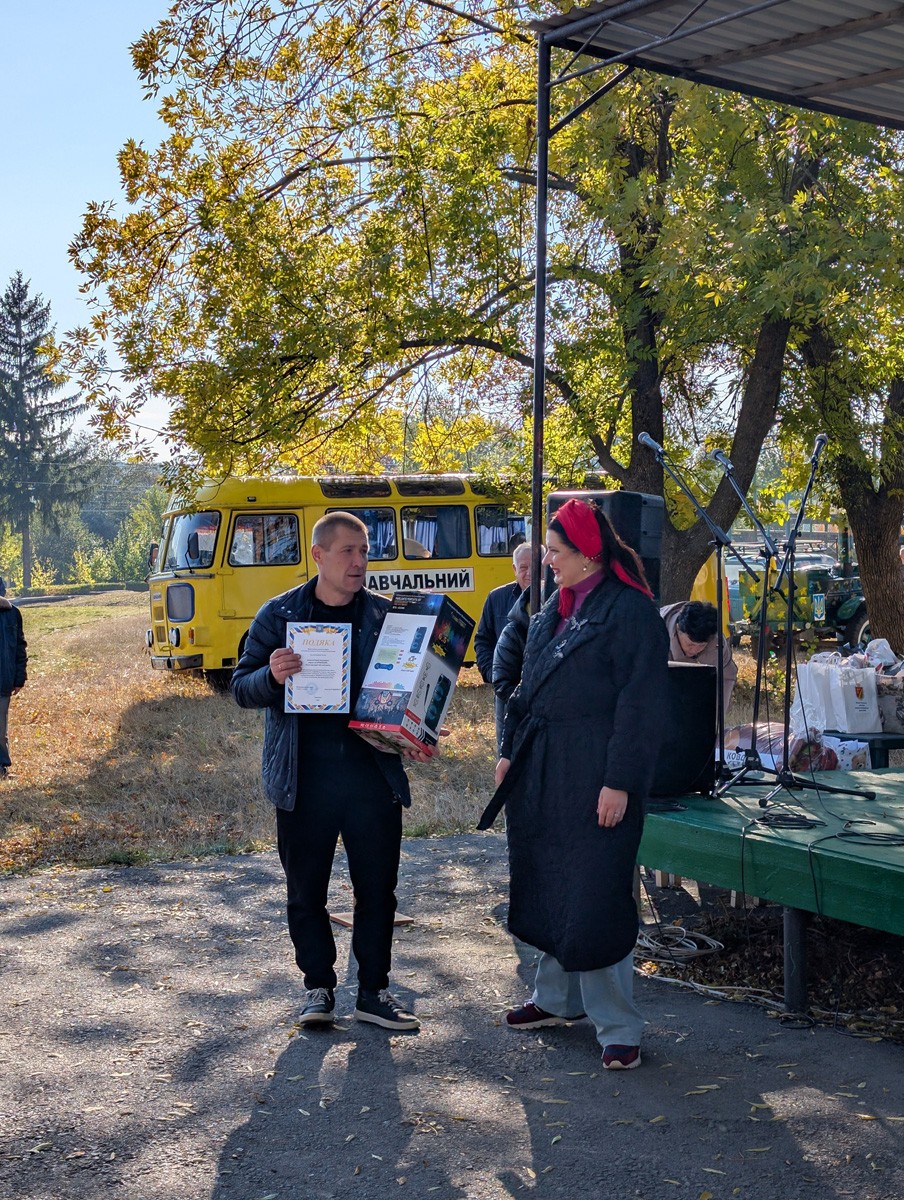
left=553, top=498, right=653, bottom=617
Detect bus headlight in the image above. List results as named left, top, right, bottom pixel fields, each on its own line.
left=169, top=628, right=181, bottom=647
left=166, top=583, right=195, bottom=622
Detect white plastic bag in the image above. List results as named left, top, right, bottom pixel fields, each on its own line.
left=865, top=638, right=898, bottom=668
left=791, top=661, right=839, bottom=733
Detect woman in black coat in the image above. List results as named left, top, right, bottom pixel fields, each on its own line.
left=478, top=499, right=669, bottom=1070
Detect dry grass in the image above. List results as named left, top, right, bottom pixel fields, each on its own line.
left=1, top=598, right=804, bottom=873
left=406, top=666, right=497, bottom=835
left=726, top=647, right=800, bottom=728
left=0, top=594, right=497, bottom=872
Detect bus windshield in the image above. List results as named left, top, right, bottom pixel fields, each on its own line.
left=163, top=511, right=221, bottom=569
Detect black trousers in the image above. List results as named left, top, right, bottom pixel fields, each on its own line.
left=276, top=751, right=402, bottom=992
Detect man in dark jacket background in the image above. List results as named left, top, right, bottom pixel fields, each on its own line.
left=474, top=542, right=535, bottom=748
left=0, top=577, right=27, bottom=778
left=232, top=512, right=431, bottom=1032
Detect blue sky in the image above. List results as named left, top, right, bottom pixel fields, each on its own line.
left=0, top=2, right=172, bottom=445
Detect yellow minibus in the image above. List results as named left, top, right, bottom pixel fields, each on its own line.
left=146, top=475, right=527, bottom=682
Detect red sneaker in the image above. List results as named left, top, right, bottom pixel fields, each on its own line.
left=602, top=1044, right=641, bottom=1070
left=505, top=1001, right=585, bottom=1030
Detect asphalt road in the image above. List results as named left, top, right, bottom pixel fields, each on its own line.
left=1, top=835, right=902, bottom=1200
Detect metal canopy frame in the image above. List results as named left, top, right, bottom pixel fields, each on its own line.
left=527, top=0, right=904, bottom=609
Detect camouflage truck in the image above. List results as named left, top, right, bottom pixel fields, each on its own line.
left=735, top=560, right=867, bottom=651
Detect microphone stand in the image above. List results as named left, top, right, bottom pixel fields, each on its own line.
left=640, top=440, right=759, bottom=786
left=710, top=457, right=780, bottom=795
left=758, top=443, right=875, bottom=805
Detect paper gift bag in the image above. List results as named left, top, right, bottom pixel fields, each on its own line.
left=827, top=667, right=881, bottom=734
left=791, top=661, right=841, bottom=732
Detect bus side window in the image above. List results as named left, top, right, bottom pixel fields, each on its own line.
left=475, top=505, right=527, bottom=556
left=401, top=505, right=470, bottom=559
left=326, top=507, right=397, bottom=560
left=265, top=515, right=300, bottom=564
left=229, top=513, right=300, bottom=566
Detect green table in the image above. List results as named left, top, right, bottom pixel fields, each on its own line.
left=640, top=772, right=904, bottom=1008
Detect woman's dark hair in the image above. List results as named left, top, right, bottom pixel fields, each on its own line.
left=676, top=600, right=718, bottom=642
left=548, top=502, right=651, bottom=594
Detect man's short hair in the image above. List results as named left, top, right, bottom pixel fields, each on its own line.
left=311, top=511, right=369, bottom=549
left=512, top=543, right=533, bottom=566
left=676, top=600, right=718, bottom=643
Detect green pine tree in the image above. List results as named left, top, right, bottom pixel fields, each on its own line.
left=0, top=272, right=96, bottom=587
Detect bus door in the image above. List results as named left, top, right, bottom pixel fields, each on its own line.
left=221, top=507, right=308, bottom=646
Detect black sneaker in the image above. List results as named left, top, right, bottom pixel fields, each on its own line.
left=354, top=989, right=420, bottom=1030
left=297, top=987, right=335, bottom=1027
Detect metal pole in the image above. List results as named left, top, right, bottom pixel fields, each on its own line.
left=530, top=40, right=551, bottom=616
left=783, top=906, right=808, bottom=1013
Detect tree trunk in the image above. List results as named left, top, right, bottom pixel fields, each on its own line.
left=21, top=515, right=32, bottom=591
left=656, top=317, right=792, bottom=602
left=802, top=332, right=904, bottom=655
left=588, top=102, right=794, bottom=603
left=833, top=435, right=904, bottom=656
left=844, top=501, right=903, bottom=652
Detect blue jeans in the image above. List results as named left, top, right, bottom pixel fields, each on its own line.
left=0, top=694, right=10, bottom=767
left=532, top=949, right=643, bottom=1047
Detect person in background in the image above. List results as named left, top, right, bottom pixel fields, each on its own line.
left=491, top=587, right=532, bottom=721
left=660, top=599, right=736, bottom=717
left=0, top=578, right=27, bottom=778
left=474, top=542, right=535, bottom=749
left=232, top=512, right=434, bottom=1032
left=479, top=498, right=669, bottom=1071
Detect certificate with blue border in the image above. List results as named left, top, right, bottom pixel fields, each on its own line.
left=285, top=623, right=351, bottom=713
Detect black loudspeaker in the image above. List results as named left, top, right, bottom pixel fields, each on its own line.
left=650, top=662, right=716, bottom=796
left=546, top=490, right=664, bottom=601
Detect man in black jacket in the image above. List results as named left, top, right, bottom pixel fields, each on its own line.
left=474, top=543, right=534, bottom=748
left=0, top=578, right=27, bottom=778
left=232, top=512, right=430, bottom=1031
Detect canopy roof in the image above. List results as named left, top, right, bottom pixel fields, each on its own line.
left=533, top=1, right=904, bottom=131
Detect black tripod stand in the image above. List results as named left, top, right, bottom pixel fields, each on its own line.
left=638, top=433, right=759, bottom=783
left=758, top=437, right=874, bottom=805
left=712, top=436, right=874, bottom=804
left=709, top=449, right=781, bottom=794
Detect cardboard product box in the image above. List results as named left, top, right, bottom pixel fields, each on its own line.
left=350, top=591, right=475, bottom=755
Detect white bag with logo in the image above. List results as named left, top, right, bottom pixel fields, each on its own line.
left=827, top=666, right=881, bottom=734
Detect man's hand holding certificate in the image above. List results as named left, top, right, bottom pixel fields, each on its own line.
left=278, top=623, right=352, bottom=714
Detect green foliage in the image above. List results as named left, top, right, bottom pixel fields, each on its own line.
left=70, top=549, right=96, bottom=586
left=0, top=272, right=98, bottom=587
left=29, top=559, right=57, bottom=590
left=63, top=2, right=904, bottom=596
left=107, top=484, right=169, bottom=582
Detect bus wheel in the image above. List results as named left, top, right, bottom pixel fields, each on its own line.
left=203, top=668, right=234, bottom=693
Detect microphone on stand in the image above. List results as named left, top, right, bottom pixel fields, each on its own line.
left=638, top=431, right=665, bottom=455
left=810, top=433, right=828, bottom=463
left=708, top=447, right=735, bottom=473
